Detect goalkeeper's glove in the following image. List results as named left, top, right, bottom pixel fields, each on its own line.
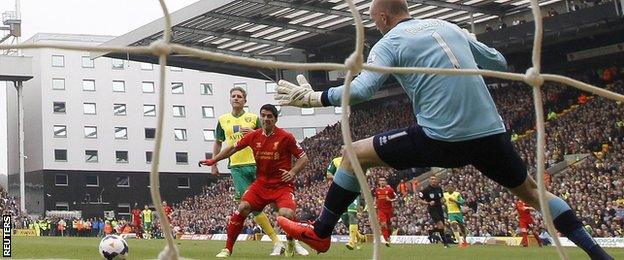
left=275, top=74, right=323, bottom=108
left=198, top=159, right=216, bottom=167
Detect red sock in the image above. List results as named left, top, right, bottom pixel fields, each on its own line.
left=226, top=212, right=246, bottom=253
left=382, top=227, right=390, bottom=241
left=521, top=232, right=528, bottom=246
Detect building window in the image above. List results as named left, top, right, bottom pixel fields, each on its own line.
left=174, top=129, right=187, bottom=141
left=112, top=80, right=125, bottom=92
left=175, top=152, right=188, bottom=164
left=233, top=83, right=247, bottom=91
left=301, top=108, right=315, bottom=115
left=140, top=62, right=153, bottom=70
left=55, top=202, right=69, bottom=210
left=200, top=83, right=213, bottom=95
left=52, top=78, right=65, bottom=90
left=55, top=174, right=68, bottom=186
left=85, top=150, right=98, bottom=163
left=142, top=81, right=155, bottom=93
left=116, top=151, right=129, bottom=163
left=171, top=82, right=184, bottom=94
left=172, top=105, right=186, bottom=117
left=202, top=106, right=214, bottom=118
left=83, top=103, right=96, bottom=115
left=117, top=203, right=131, bottom=216
left=52, top=55, right=64, bottom=67
left=143, top=104, right=156, bottom=117
left=116, top=176, right=130, bottom=187
left=113, top=103, right=126, bottom=116
left=82, top=79, right=96, bottom=91
left=86, top=175, right=99, bottom=187
left=303, top=127, right=317, bottom=138
left=177, top=177, right=190, bottom=188
left=53, top=102, right=66, bottom=114
left=53, top=125, right=67, bottom=138
left=145, top=151, right=153, bottom=164
left=111, top=58, right=124, bottom=69
left=204, top=152, right=212, bottom=159
left=203, top=129, right=215, bottom=141
left=84, top=126, right=97, bottom=139
left=81, top=56, right=94, bottom=68
left=144, top=128, right=156, bottom=139
left=266, top=82, right=277, bottom=93
left=114, top=127, right=128, bottom=139
left=54, top=149, right=67, bottom=162
left=170, top=66, right=182, bottom=72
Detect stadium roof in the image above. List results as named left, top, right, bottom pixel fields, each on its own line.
left=97, top=0, right=564, bottom=79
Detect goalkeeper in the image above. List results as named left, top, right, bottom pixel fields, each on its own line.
left=326, top=157, right=366, bottom=250
left=274, top=0, right=613, bottom=259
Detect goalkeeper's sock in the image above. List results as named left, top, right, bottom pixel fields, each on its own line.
left=225, top=211, right=246, bottom=253
left=549, top=197, right=612, bottom=259
left=314, top=173, right=360, bottom=238
left=253, top=212, right=279, bottom=245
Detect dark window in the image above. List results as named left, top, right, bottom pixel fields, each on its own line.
left=145, top=128, right=156, bottom=139
left=55, top=174, right=68, bottom=186
left=177, top=177, right=190, bottom=188
left=54, top=149, right=67, bottom=161
left=86, top=175, right=99, bottom=187
left=176, top=152, right=188, bottom=164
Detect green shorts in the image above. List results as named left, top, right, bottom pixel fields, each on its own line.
left=143, top=222, right=153, bottom=230
left=448, top=212, right=464, bottom=223
left=230, top=164, right=257, bottom=200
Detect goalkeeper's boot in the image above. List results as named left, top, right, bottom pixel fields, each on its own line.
left=294, top=240, right=310, bottom=256
left=269, top=242, right=285, bottom=256
left=285, top=239, right=295, bottom=257
left=277, top=216, right=330, bottom=253
left=345, top=241, right=356, bottom=250
left=215, top=249, right=231, bottom=258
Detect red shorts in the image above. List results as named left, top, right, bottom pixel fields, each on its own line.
left=242, top=182, right=296, bottom=212
left=519, top=219, right=534, bottom=229
left=377, top=209, right=393, bottom=224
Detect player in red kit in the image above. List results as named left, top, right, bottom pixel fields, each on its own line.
left=163, top=201, right=173, bottom=223
left=375, top=177, right=397, bottom=246
left=131, top=203, right=143, bottom=239
left=199, top=104, right=309, bottom=258
left=516, top=199, right=542, bottom=247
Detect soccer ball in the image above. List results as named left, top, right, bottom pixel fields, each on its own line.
left=99, top=235, right=129, bottom=260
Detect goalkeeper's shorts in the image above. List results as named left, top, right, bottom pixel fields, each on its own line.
left=373, top=124, right=526, bottom=189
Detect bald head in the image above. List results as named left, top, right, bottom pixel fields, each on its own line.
left=370, top=0, right=410, bottom=34
left=371, top=0, right=409, bottom=16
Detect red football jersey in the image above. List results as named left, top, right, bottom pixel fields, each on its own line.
left=164, top=205, right=173, bottom=217
left=236, top=127, right=305, bottom=187
left=516, top=200, right=533, bottom=222
left=131, top=209, right=142, bottom=223
left=375, top=185, right=396, bottom=212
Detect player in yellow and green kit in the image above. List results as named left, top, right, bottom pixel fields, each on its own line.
left=443, top=183, right=468, bottom=248
left=212, top=86, right=308, bottom=256
left=327, top=157, right=366, bottom=250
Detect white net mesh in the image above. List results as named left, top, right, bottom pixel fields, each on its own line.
left=2, top=0, right=624, bottom=259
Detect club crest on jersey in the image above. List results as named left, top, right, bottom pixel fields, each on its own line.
left=273, top=142, right=279, bottom=150
left=256, top=142, right=262, bottom=148
left=245, top=117, right=252, bottom=123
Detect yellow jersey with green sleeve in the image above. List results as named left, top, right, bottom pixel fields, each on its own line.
left=215, top=112, right=261, bottom=167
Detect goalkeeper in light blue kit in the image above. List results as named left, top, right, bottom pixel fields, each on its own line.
left=274, top=0, right=613, bottom=259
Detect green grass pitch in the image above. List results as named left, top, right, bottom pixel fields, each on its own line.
left=9, top=237, right=624, bottom=259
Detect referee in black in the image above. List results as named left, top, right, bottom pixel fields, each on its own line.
left=419, top=176, right=449, bottom=248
